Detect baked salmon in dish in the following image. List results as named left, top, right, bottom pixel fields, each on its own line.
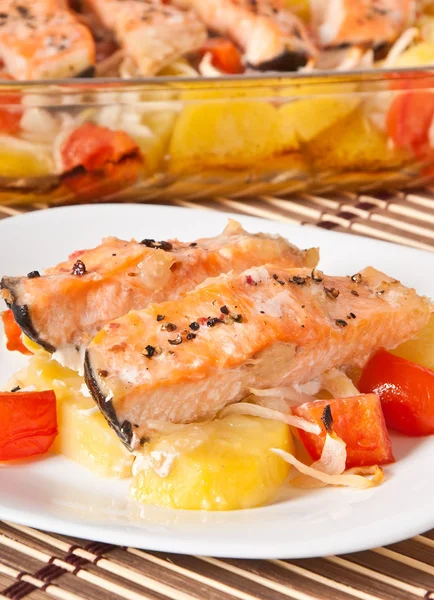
left=310, top=0, right=416, bottom=48
left=0, top=0, right=96, bottom=80
left=85, top=264, right=431, bottom=448
left=177, top=0, right=317, bottom=70
left=1, top=220, right=318, bottom=365
left=84, top=0, right=207, bottom=75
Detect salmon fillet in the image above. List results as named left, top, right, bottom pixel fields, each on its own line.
left=84, top=264, right=431, bottom=448
left=1, top=220, right=318, bottom=359
left=178, top=0, right=317, bottom=70
left=84, top=0, right=206, bottom=75
left=311, top=0, right=416, bottom=48
left=0, top=0, right=95, bottom=80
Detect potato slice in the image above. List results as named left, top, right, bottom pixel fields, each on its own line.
left=131, top=415, right=292, bottom=511
left=391, top=314, right=434, bottom=371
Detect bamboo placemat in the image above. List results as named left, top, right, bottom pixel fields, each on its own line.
left=0, top=188, right=433, bottom=600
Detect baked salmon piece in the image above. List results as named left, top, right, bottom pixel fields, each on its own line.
left=178, top=0, right=317, bottom=70
left=84, top=265, right=431, bottom=448
left=0, top=0, right=96, bottom=80
left=311, top=0, right=416, bottom=48
left=84, top=0, right=206, bottom=75
left=1, top=220, right=318, bottom=360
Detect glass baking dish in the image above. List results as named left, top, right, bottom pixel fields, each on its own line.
left=1, top=67, right=434, bottom=205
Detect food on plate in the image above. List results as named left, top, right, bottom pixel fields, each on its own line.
left=1, top=220, right=318, bottom=359
left=390, top=313, right=434, bottom=370
left=1, top=223, right=433, bottom=511
left=131, top=414, right=293, bottom=510
left=0, top=389, right=57, bottom=460
left=84, top=264, right=430, bottom=447
left=359, top=350, right=434, bottom=436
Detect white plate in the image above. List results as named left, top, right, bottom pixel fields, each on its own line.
left=0, top=203, right=433, bottom=560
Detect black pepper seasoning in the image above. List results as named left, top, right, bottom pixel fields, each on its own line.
left=168, top=334, right=182, bottom=345
left=189, top=321, right=200, bottom=331
left=27, top=270, right=40, bottom=279
left=10, top=386, right=20, bottom=392
left=98, top=369, right=108, bottom=377
left=325, top=287, right=340, bottom=299
left=143, top=345, right=156, bottom=358
left=207, top=317, right=221, bottom=327
left=162, top=322, right=177, bottom=332
left=220, top=305, right=229, bottom=315
left=335, top=319, right=347, bottom=327
left=351, top=290, right=359, bottom=297
left=156, top=314, right=165, bottom=322
left=141, top=239, right=173, bottom=251
left=71, top=259, right=86, bottom=276
left=311, top=268, right=323, bottom=283
left=351, top=273, right=362, bottom=284
left=290, top=276, right=307, bottom=285
left=186, top=332, right=196, bottom=340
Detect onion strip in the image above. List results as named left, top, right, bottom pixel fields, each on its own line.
left=271, top=448, right=384, bottom=489
left=220, top=402, right=322, bottom=435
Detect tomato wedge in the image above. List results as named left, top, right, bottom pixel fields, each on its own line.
left=1, top=309, right=31, bottom=355
left=0, top=390, right=57, bottom=460
left=386, top=90, right=434, bottom=158
left=359, top=350, right=434, bottom=436
left=293, top=394, right=394, bottom=468
left=200, top=38, right=244, bottom=74
left=61, top=123, right=139, bottom=172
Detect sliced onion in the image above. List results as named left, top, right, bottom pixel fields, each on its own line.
left=320, top=369, right=359, bottom=399
left=384, top=27, right=419, bottom=67
left=312, top=433, right=346, bottom=475
left=271, top=448, right=384, bottom=489
left=249, top=385, right=315, bottom=406
left=220, top=402, right=322, bottom=435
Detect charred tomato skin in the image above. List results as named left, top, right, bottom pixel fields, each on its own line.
left=1, top=277, right=56, bottom=353
left=84, top=350, right=133, bottom=450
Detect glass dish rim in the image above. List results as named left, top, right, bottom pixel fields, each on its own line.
left=1, top=64, right=434, bottom=93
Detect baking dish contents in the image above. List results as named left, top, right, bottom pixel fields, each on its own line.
left=3, top=1, right=434, bottom=202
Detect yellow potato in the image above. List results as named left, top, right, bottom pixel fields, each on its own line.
left=307, top=111, right=409, bottom=171
left=391, top=314, right=434, bottom=371
left=283, top=0, right=310, bottom=21
left=169, top=100, right=279, bottom=173
left=138, top=111, right=176, bottom=173
left=277, top=94, right=359, bottom=146
left=390, top=41, right=434, bottom=67
left=9, top=351, right=133, bottom=478
left=0, top=148, right=52, bottom=177
left=131, top=415, right=292, bottom=511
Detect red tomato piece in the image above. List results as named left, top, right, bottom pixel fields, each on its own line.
left=359, top=350, right=434, bottom=436
left=200, top=38, right=244, bottom=74
left=293, top=394, right=394, bottom=468
left=386, top=90, right=434, bottom=157
left=0, top=391, right=57, bottom=461
left=0, top=91, right=21, bottom=134
left=1, top=309, right=31, bottom=355
left=61, top=123, right=139, bottom=172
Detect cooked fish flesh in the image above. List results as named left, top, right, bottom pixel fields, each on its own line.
left=0, top=0, right=96, bottom=80
left=178, top=0, right=317, bottom=70
left=85, top=264, right=431, bottom=448
left=1, top=220, right=318, bottom=357
left=310, top=0, right=416, bottom=48
left=84, top=0, right=207, bottom=75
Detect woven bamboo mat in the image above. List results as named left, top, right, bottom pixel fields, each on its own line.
left=0, top=189, right=433, bottom=600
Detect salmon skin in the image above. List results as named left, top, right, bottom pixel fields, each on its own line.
left=85, top=264, right=431, bottom=449
left=0, top=0, right=96, bottom=80
left=178, top=0, right=317, bottom=70
left=84, top=0, right=207, bottom=75
left=1, top=220, right=318, bottom=360
left=311, top=0, right=416, bottom=48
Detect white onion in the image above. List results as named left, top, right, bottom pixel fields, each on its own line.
left=312, top=433, right=346, bottom=475
left=320, top=369, right=359, bottom=398
left=220, top=402, right=321, bottom=435
left=271, top=448, right=384, bottom=489
left=249, top=385, right=315, bottom=406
